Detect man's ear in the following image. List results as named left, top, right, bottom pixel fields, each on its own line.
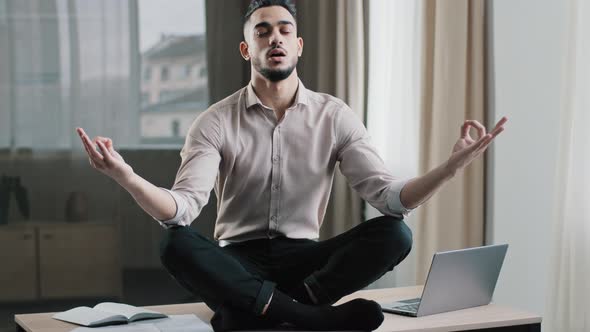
left=239, top=41, right=250, bottom=61
left=297, top=37, right=304, bottom=57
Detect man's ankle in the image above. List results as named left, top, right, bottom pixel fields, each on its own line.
left=261, top=292, right=274, bottom=315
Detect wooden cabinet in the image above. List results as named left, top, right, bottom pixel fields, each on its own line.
left=38, top=223, right=123, bottom=299
left=0, top=222, right=122, bottom=302
left=0, top=225, right=38, bottom=301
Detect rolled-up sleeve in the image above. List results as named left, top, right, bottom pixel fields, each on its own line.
left=155, top=188, right=188, bottom=229
left=335, top=104, right=413, bottom=218
left=154, top=108, right=223, bottom=228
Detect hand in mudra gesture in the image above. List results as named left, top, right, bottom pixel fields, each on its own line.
left=446, top=117, right=508, bottom=174
left=76, top=128, right=134, bottom=183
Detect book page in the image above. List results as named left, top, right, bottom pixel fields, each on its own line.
left=70, top=315, right=212, bottom=332
left=94, top=302, right=166, bottom=321
left=52, top=307, right=126, bottom=327
left=71, top=323, right=161, bottom=332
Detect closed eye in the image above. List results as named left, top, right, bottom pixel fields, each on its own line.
left=256, top=30, right=270, bottom=37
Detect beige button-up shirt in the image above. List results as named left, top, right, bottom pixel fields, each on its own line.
left=156, top=80, right=411, bottom=244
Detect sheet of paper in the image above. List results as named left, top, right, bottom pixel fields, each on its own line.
left=71, top=314, right=213, bottom=332
left=152, top=314, right=213, bottom=332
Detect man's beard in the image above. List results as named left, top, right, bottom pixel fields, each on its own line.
left=253, top=57, right=297, bottom=82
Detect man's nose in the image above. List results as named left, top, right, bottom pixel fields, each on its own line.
left=268, top=29, right=283, bottom=46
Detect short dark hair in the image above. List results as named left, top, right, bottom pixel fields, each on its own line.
left=243, top=0, right=297, bottom=26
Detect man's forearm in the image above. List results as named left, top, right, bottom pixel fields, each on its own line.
left=117, top=173, right=177, bottom=221
left=400, top=160, right=456, bottom=209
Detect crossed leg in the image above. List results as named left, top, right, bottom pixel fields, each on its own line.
left=159, top=216, right=412, bottom=331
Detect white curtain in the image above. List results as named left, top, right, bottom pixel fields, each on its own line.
left=365, top=0, right=423, bottom=288
left=0, top=0, right=10, bottom=147
left=0, top=0, right=137, bottom=150
left=546, top=0, right=590, bottom=331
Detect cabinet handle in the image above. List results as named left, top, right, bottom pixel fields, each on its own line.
left=23, top=234, right=33, bottom=240
left=43, top=233, right=54, bottom=240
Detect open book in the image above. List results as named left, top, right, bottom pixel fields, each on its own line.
left=52, top=302, right=168, bottom=327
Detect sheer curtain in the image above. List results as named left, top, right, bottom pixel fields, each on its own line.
left=0, top=0, right=137, bottom=151
left=365, top=0, right=423, bottom=287
left=0, top=0, right=10, bottom=147
left=546, top=0, right=590, bottom=330
left=366, top=0, right=488, bottom=287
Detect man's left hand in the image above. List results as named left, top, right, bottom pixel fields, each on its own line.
left=446, top=117, right=508, bottom=175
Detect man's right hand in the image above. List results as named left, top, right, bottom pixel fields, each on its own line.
left=76, top=128, right=134, bottom=184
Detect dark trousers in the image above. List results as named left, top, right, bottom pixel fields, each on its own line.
left=159, top=216, right=413, bottom=322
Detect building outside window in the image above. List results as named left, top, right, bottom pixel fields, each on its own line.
left=0, top=0, right=208, bottom=149
left=160, top=66, right=169, bottom=81
left=139, top=0, right=209, bottom=145
left=172, top=119, right=180, bottom=137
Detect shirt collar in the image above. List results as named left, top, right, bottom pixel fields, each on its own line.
left=245, top=78, right=309, bottom=110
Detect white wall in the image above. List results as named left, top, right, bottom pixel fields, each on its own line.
left=487, top=0, right=566, bottom=318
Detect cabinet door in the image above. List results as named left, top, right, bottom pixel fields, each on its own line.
left=38, top=223, right=122, bottom=299
left=0, top=228, right=38, bottom=301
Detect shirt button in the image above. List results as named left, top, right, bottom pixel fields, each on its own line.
left=272, top=185, right=279, bottom=191
left=272, top=156, right=279, bottom=163
left=270, top=215, right=277, bottom=222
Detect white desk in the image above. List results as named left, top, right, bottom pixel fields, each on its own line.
left=15, top=286, right=542, bottom=332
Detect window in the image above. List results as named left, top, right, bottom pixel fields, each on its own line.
left=172, top=120, right=180, bottom=137
left=159, top=90, right=189, bottom=104
left=160, top=66, right=169, bottom=81
left=0, top=0, right=209, bottom=149
left=143, top=67, right=151, bottom=81
left=139, top=0, right=209, bottom=145
left=0, top=0, right=6, bottom=24
left=140, top=93, right=151, bottom=107
left=168, top=65, right=189, bottom=81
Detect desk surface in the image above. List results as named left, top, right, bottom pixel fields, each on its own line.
left=15, top=286, right=542, bottom=332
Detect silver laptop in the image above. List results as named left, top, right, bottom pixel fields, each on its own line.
left=381, top=244, right=508, bottom=317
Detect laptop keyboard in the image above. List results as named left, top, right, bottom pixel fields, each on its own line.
left=395, top=302, right=420, bottom=312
